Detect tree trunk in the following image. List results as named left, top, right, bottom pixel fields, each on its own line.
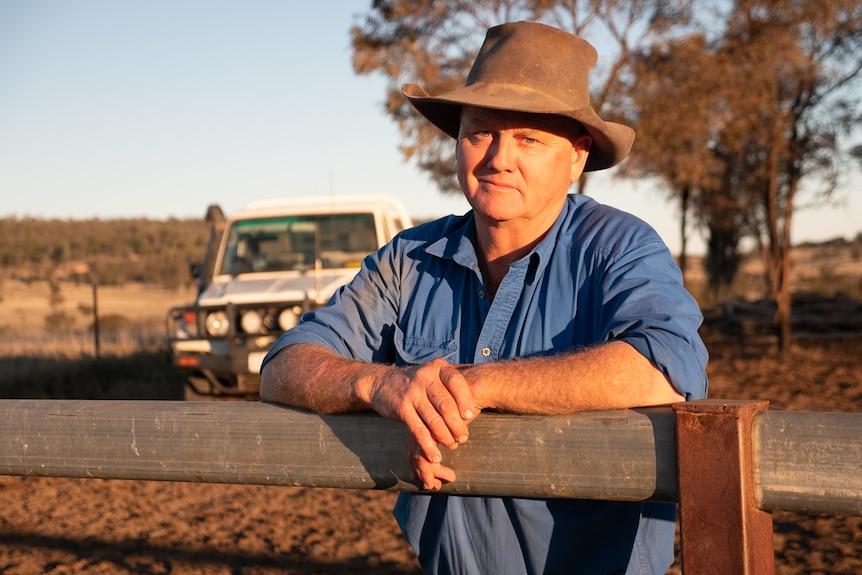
left=774, top=244, right=792, bottom=352
left=765, top=140, right=793, bottom=354
left=776, top=158, right=800, bottom=352
left=679, top=185, right=690, bottom=276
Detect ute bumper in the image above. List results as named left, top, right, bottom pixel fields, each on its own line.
left=167, top=303, right=291, bottom=399
left=171, top=337, right=272, bottom=399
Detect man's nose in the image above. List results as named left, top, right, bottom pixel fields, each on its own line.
left=485, top=134, right=516, bottom=170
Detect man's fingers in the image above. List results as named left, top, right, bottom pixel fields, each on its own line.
left=402, top=412, right=443, bottom=464
left=372, top=359, right=479, bottom=489
left=409, top=439, right=457, bottom=490
left=417, top=463, right=456, bottom=491
left=414, top=396, right=459, bottom=449
left=439, top=363, right=479, bottom=423
left=423, top=361, right=473, bottom=443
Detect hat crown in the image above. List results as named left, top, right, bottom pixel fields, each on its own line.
left=466, top=22, right=597, bottom=110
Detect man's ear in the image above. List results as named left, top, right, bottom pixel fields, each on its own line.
left=570, top=136, right=592, bottom=182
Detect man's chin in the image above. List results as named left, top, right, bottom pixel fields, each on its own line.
left=469, top=194, right=524, bottom=222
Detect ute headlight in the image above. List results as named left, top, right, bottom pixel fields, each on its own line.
left=240, top=310, right=264, bottom=334
left=278, top=307, right=302, bottom=331
left=181, top=310, right=199, bottom=338
left=204, top=310, right=230, bottom=337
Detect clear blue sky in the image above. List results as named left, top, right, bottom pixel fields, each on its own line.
left=1, top=1, right=859, bottom=255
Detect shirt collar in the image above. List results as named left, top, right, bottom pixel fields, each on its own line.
left=425, top=211, right=480, bottom=272
left=529, top=196, right=572, bottom=274
left=425, top=197, right=573, bottom=275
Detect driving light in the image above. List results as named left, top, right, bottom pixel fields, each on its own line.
left=204, top=310, right=230, bottom=337
left=278, top=307, right=301, bottom=331
left=240, top=310, right=264, bottom=334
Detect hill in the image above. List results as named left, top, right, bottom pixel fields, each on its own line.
left=0, top=216, right=209, bottom=289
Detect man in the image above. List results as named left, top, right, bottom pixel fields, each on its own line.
left=261, top=21, right=708, bottom=575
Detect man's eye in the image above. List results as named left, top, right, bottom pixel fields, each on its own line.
left=466, top=130, right=492, bottom=142
left=523, top=136, right=538, bottom=145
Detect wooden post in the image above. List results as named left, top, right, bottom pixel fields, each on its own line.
left=674, top=399, right=775, bottom=575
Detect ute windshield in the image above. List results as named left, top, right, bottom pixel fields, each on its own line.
left=220, top=213, right=378, bottom=275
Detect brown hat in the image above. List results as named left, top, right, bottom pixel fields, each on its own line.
left=402, top=21, right=635, bottom=172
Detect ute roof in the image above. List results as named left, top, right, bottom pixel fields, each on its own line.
left=236, top=194, right=410, bottom=222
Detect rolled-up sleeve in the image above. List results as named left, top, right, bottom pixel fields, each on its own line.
left=599, top=237, right=708, bottom=400
left=261, top=241, right=402, bottom=369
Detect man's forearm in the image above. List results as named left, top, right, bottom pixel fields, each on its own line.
left=260, top=343, right=386, bottom=413
left=463, top=341, right=683, bottom=414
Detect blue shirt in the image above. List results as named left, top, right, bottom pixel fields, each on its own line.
left=264, top=194, right=708, bottom=574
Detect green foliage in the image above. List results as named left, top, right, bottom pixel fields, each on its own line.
left=353, top=1, right=862, bottom=351
left=0, top=216, right=209, bottom=289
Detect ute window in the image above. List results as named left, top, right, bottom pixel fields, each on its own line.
left=220, top=213, right=378, bottom=275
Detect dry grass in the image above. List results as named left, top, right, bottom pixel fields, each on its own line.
left=0, top=278, right=195, bottom=336
left=0, top=279, right=192, bottom=399
left=0, top=329, right=185, bottom=400
left=0, top=327, right=164, bottom=359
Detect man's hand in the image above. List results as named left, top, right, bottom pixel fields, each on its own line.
left=360, top=358, right=479, bottom=489
left=262, top=345, right=480, bottom=490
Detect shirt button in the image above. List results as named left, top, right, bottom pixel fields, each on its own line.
left=481, top=347, right=491, bottom=357
left=478, top=290, right=486, bottom=299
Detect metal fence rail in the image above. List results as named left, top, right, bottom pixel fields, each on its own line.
left=755, top=410, right=862, bottom=515
left=1, top=398, right=860, bottom=574
left=0, top=399, right=677, bottom=500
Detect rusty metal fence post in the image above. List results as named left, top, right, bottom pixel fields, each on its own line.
left=674, top=399, right=775, bottom=575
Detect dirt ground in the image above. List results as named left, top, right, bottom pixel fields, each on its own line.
left=1, top=336, right=861, bottom=574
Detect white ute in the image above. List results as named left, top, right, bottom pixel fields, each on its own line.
left=166, top=194, right=413, bottom=400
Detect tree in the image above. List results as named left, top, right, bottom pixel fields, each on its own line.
left=350, top=0, right=695, bottom=194
left=624, top=0, right=862, bottom=349
left=721, top=0, right=862, bottom=350
left=621, top=32, right=739, bottom=284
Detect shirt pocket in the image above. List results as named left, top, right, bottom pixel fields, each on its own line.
left=394, top=326, right=457, bottom=366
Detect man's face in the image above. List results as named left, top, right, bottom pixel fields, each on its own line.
left=456, top=106, right=591, bottom=228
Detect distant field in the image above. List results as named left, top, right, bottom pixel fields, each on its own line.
left=2, top=240, right=860, bottom=339
left=0, top=279, right=196, bottom=337
left=682, top=242, right=862, bottom=304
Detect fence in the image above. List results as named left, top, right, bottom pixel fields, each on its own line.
left=1, top=398, right=860, bottom=574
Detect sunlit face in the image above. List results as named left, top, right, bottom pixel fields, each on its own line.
left=456, top=106, right=591, bottom=228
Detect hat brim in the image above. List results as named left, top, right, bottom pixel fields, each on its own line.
left=403, top=82, right=634, bottom=172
